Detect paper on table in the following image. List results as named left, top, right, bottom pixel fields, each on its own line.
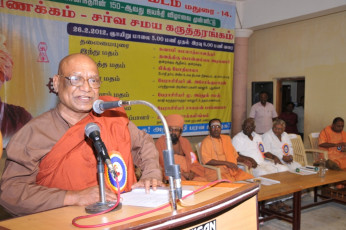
left=120, top=187, right=194, bottom=208
left=236, top=177, right=280, bottom=186
left=255, top=177, right=280, bottom=186
left=290, top=167, right=318, bottom=175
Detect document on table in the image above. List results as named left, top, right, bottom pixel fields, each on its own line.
left=255, top=177, right=281, bottom=186
left=236, top=177, right=280, bottom=186
left=120, top=187, right=194, bottom=208
left=290, top=166, right=320, bottom=175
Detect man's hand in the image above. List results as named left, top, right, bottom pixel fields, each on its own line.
left=131, top=178, right=164, bottom=193
left=264, top=152, right=283, bottom=165
left=64, top=185, right=117, bottom=206
left=225, top=162, right=238, bottom=170
left=182, top=171, right=195, bottom=180
left=247, top=158, right=258, bottom=168
left=282, top=155, right=293, bottom=163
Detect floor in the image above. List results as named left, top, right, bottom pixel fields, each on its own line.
left=259, top=191, right=346, bottom=230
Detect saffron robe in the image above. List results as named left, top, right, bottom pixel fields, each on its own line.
left=201, top=135, right=253, bottom=181
left=319, top=125, right=346, bottom=170
left=156, top=135, right=217, bottom=182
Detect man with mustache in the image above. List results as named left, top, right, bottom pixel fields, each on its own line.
left=156, top=114, right=217, bottom=182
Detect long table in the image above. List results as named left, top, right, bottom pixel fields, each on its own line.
left=257, top=170, right=346, bottom=230
left=0, top=182, right=259, bottom=230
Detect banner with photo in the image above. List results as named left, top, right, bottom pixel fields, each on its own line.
left=0, top=0, right=235, bottom=145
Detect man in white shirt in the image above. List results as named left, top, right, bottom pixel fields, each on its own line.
left=232, top=118, right=289, bottom=177
left=262, top=119, right=301, bottom=171
left=249, top=91, right=278, bottom=134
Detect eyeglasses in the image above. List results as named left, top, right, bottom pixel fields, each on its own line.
left=169, top=127, right=182, bottom=133
left=60, top=75, right=101, bottom=89
left=210, top=125, right=221, bottom=129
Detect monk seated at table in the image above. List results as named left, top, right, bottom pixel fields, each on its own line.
left=200, top=118, right=253, bottom=182
left=319, top=117, right=346, bottom=171
left=156, top=114, right=218, bottom=182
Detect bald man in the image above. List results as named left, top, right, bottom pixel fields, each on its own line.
left=0, top=53, right=162, bottom=216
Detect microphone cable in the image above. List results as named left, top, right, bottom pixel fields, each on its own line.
left=72, top=179, right=231, bottom=228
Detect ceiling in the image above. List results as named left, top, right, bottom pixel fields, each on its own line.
left=223, top=0, right=346, bottom=30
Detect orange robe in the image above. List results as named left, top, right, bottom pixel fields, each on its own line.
left=36, top=96, right=137, bottom=192
left=156, top=135, right=217, bottom=182
left=319, top=126, right=346, bottom=170
left=201, top=135, right=253, bottom=181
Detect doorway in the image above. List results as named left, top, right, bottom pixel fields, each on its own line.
left=276, top=77, right=305, bottom=139
left=276, top=77, right=305, bottom=112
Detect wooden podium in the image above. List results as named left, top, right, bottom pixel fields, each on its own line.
left=0, top=182, right=259, bottom=230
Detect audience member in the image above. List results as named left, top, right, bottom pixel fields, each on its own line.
left=0, top=53, right=162, bottom=216
left=293, top=96, right=304, bottom=139
left=232, top=118, right=289, bottom=177
left=249, top=91, right=278, bottom=134
left=200, top=119, right=253, bottom=182
left=319, top=117, right=346, bottom=170
left=156, top=114, right=217, bottom=182
left=262, top=119, right=301, bottom=171
left=279, top=102, right=298, bottom=134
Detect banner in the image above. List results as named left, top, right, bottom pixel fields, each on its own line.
left=0, top=0, right=235, bottom=145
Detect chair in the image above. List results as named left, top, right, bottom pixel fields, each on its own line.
left=194, top=142, right=252, bottom=179
left=309, top=132, right=320, bottom=149
left=195, top=142, right=221, bottom=180
left=288, top=134, right=328, bottom=166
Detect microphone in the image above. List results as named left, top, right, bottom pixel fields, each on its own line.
left=93, top=99, right=123, bottom=114
left=85, top=123, right=117, bottom=179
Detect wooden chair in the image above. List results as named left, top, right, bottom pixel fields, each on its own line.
left=288, top=134, right=328, bottom=166
left=309, top=132, right=320, bottom=149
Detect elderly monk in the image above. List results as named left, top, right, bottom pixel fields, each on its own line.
left=0, top=53, right=162, bottom=216
left=200, top=118, right=253, bottom=182
left=156, top=114, right=217, bottom=182
left=319, top=117, right=346, bottom=170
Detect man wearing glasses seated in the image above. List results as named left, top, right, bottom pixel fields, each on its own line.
left=0, top=53, right=162, bottom=216
left=200, top=118, right=253, bottom=182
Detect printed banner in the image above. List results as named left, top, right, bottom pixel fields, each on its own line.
left=0, top=0, right=235, bottom=145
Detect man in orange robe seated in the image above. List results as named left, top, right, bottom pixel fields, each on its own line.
left=0, top=54, right=162, bottom=216
left=156, top=114, right=217, bottom=182
left=201, top=118, right=253, bottom=182
left=319, top=117, right=346, bottom=170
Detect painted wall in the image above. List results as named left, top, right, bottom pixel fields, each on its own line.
left=247, top=11, right=346, bottom=146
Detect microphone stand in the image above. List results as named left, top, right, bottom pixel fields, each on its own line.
left=121, top=100, right=182, bottom=212
left=85, top=155, right=121, bottom=213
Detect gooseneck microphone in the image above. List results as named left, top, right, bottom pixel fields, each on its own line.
left=93, top=99, right=129, bottom=114
left=85, top=123, right=117, bottom=179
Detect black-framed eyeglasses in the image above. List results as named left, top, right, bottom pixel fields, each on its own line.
left=59, top=75, right=101, bottom=89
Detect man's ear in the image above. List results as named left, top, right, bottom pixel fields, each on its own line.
left=52, top=74, right=60, bottom=93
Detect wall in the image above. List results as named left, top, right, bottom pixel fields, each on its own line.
left=247, top=11, right=346, bottom=146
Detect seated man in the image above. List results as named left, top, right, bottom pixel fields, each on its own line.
left=319, top=117, right=346, bottom=170
left=262, top=119, right=301, bottom=171
left=156, top=114, right=217, bottom=182
left=232, top=118, right=289, bottom=177
left=200, top=118, right=253, bottom=182
left=0, top=53, right=162, bottom=216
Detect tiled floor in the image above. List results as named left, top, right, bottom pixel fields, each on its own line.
left=259, top=192, right=346, bottom=230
